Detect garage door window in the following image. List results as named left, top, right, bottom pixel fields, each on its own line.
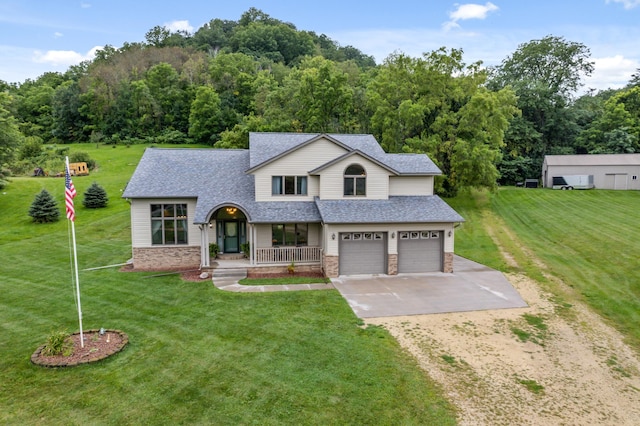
left=400, top=231, right=440, bottom=240
left=342, top=232, right=383, bottom=240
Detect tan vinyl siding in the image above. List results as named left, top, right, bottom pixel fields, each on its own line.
left=253, top=138, right=348, bottom=201
left=389, top=176, right=434, bottom=196
left=318, top=156, right=391, bottom=200
left=307, top=223, right=321, bottom=246
left=130, top=198, right=199, bottom=248
left=255, top=224, right=273, bottom=248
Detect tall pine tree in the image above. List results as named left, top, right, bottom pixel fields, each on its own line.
left=29, top=189, right=60, bottom=223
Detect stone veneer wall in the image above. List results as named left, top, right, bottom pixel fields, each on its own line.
left=323, top=254, right=339, bottom=278
left=444, top=252, right=454, bottom=273
left=387, top=254, right=398, bottom=275
left=132, top=246, right=201, bottom=270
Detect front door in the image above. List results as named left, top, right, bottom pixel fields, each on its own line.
left=224, top=221, right=239, bottom=253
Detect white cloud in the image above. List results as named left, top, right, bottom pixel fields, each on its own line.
left=606, top=0, right=640, bottom=9
left=444, top=2, right=499, bottom=30
left=54, top=32, right=63, bottom=38
left=165, top=20, right=193, bottom=34
left=80, top=2, right=91, bottom=8
left=33, top=46, right=100, bottom=67
left=584, top=55, right=639, bottom=91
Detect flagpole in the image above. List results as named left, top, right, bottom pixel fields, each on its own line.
left=66, top=157, right=84, bottom=348
left=70, top=217, right=84, bottom=347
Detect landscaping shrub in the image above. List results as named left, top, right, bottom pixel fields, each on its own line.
left=28, top=189, right=60, bottom=223
left=83, top=182, right=109, bottom=208
left=41, top=330, right=73, bottom=356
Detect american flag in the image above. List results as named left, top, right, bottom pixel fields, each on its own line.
left=65, top=164, right=77, bottom=222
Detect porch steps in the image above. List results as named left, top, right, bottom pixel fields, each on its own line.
left=216, top=253, right=246, bottom=260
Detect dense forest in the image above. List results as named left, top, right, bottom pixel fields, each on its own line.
left=1, top=8, right=639, bottom=196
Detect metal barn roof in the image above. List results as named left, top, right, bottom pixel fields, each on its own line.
left=544, top=154, right=640, bottom=166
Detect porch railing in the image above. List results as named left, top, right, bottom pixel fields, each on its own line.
left=255, top=246, right=322, bottom=264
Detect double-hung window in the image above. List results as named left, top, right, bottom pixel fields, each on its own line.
left=272, top=176, right=307, bottom=195
left=151, top=204, right=188, bottom=245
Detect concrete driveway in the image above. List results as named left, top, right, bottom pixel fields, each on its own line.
left=331, top=255, right=527, bottom=318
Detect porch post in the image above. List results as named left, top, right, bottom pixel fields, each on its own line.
left=200, top=225, right=210, bottom=268
left=251, top=223, right=257, bottom=265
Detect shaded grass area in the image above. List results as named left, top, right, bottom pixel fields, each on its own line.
left=446, top=189, right=508, bottom=270
left=0, top=144, right=456, bottom=424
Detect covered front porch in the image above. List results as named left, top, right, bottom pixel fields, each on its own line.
left=201, top=205, right=323, bottom=269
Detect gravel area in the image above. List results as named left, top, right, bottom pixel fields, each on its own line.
left=368, top=272, right=640, bottom=425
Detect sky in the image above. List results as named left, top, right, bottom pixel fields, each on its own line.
left=1, top=0, right=639, bottom=93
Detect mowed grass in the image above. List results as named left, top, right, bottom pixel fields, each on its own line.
left=450, top=187, right=640, bottom=352
left=0, top=144, right=456, bottom=425
left=490, top=188, right=640, bottom=350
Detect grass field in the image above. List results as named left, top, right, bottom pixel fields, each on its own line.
left=449, top=188, right=640, bottom=351
left=0, top=144, right=456, bottom=425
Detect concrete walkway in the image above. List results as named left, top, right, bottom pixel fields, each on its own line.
left=211, top=265, right=334, bottom=292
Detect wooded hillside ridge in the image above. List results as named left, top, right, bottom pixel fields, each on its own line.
left=1, top=8, right=639, bottom=196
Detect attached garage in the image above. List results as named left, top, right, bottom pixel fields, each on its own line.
left=398, top=231, right=443, bottom=273
left=339, top=232, right=387, bottom=275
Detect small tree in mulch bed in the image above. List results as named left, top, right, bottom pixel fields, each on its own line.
left=82, top=182, right=108, bottom=208
left=28, top=189, right=60, bottom=223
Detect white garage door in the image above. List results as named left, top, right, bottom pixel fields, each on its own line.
left=339, top=232, right=387, bottom=275
left=398, top=231, right=442, bottom=273
left=604, top=173, right=629, bottom=190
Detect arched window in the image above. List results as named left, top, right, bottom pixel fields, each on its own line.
left=344, top=164, right=366, bottom=196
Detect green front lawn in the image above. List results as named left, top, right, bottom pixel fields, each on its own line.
left=0, top=144, right=456, bottom=425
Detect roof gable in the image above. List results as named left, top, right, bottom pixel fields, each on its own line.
left=247, top=133, right=351, bottom=172
left=247, top=132, right=440, bottom=175
left=308, top=149, right=399, bottom=175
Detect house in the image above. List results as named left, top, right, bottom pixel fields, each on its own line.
left=542, top=154, right=640, bottom=190
left=122, top=133, right=464, bottom=277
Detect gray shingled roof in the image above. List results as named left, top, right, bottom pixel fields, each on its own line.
left=122, top=148, right=322, bottom=224
left=315, top=196, right=465, bottom=224
left=248, top=132, right=441, bottom=175
left=123, top=135, right=458, bottom=225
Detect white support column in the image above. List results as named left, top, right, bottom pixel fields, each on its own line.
left=200, top=224, right=210, bottom=268
left=251, top=224, right=257, bottom=265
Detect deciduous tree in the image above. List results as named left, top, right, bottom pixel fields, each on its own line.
left=188, top=85, right=223, bottom=144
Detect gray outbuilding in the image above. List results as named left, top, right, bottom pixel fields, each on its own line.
left=542, top=154, right=640, bottom=190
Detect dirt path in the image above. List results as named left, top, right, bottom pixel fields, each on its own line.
left=368, top=215, right=640, bottom=425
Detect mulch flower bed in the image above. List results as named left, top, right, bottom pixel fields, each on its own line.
left=31, top=329, right=128, bottom=367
